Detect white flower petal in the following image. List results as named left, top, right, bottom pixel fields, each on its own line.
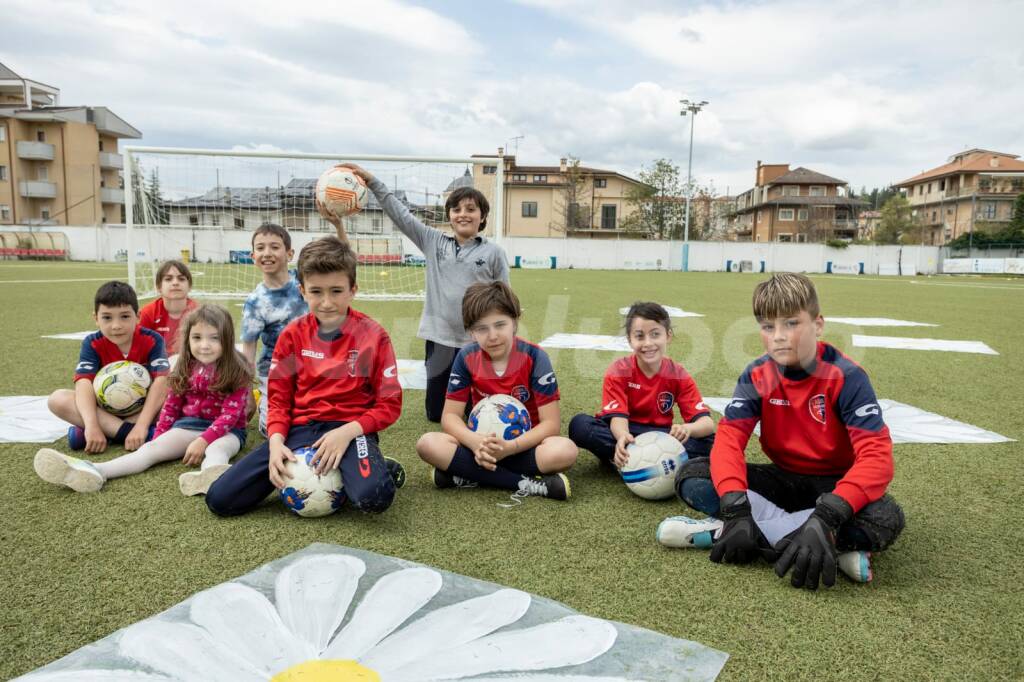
left=16, top=672, right=170, bottom=681
left=274, top=554, right=365, bottom=653
left=460, top=677, right=635, bottom=682
left=118, top=620, right=264, bottom=682
left=363, top=588, right=531, bottom=672
left=322, top=567, right=443, bottom=660
left=385, top=615, right=618, bottom=681
left=190, top=582, right=314, bottom=676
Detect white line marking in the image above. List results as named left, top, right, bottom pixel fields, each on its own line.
left=0, top=277, right=126, bottom=284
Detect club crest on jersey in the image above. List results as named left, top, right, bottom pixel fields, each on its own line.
left=657, top=391, right=675, bottom=414
left=809, top=394, right=827, bottom=424
left=512, top=384, right=530, bottom=404
left=347, top=350, right=359, bottom=377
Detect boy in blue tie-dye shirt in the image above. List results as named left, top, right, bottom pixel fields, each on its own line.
left=241, top=223, right=308, bottom=436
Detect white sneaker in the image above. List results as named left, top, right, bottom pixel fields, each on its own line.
left=838, top=551, right=873, bottom=583
left=34, top=448, right=105, bottom=493
left=179, top=464, right=231, bottom=496
left=657, top=515, right=724, bottom=549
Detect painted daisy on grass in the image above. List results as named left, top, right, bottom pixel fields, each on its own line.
left=20, top=545, right=727, bottom=681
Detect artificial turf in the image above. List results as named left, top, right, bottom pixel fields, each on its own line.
left=1, top=261, right=1022, bottom=680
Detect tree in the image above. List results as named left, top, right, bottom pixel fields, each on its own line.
left=144, top=169, right=169, bottom=225
left=875, top=195, right=913, bottom=244
left=550, top=156, right=591, bottom=233
left=621, top=158, right=687, bottom=240
left=1005, top=192, right=1024, bottom=240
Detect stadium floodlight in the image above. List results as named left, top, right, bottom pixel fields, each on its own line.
left=679, top=99, right=708, bottom=243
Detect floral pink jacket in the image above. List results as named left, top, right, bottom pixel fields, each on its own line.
left=154, top=362, right=248, bottom=443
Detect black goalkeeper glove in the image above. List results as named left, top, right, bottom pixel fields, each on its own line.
left=709, top=492, right=764, bottom=565
left=774, top=492, right=854, bottom=590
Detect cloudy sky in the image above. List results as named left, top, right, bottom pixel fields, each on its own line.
left=3, top=0, right=1023, bottom=194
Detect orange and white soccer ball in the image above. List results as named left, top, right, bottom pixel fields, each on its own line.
left=316, top=167, right=369, bottom=218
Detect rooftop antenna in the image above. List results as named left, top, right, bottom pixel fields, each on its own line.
left=509, top=135, right=524, bottom=157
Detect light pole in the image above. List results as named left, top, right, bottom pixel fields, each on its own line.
left=680, top=99, right=708, bottom=242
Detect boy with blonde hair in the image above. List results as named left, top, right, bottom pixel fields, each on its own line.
left=665, top=273, right=904, bottom=589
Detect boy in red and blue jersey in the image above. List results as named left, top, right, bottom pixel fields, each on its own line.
left=416, top=281, right=577, bottom=500
left=47, top=281, right=169, bottom=453
left=206, top=236, right=405, bottom=517
left=674, top=273, right=904, bottom=589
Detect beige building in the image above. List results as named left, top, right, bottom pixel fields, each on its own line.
left=462, top=150, right=645, bottom=238
left=0, top=62, right=141, bottom=227
left=728, top=162, right=867, bottom=242
left=895, top=149, right=1024, bottom=245
left=857, top=210, right=882, bottom=241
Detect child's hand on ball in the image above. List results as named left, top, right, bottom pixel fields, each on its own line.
left=614, top=433, right=634, bottom=469
left=337, top=163, right=374, bottom=184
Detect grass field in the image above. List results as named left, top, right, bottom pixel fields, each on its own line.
left=1, top=262, right=1022, bottom=680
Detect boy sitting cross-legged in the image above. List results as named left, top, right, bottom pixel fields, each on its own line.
left=665, top=273, right=905, bottom=589
left=48, top=281, right=169, bottom=454
left=206, top=236, right=405, bottom=517
left=416, top=281, right=578, bottom=501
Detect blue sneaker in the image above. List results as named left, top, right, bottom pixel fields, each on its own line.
left=838, top=551, right=873, bottom=583
left=67, top=426, right=86, bottom=451
left=657, top=515, right=724, bottom=549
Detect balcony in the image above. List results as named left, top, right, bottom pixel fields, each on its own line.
left=16, top=141, right=55, bottom=161
left=101, top=187, right=125, bottom=204
left=19, top=180, right=57, bottom=198
left=99, top=152, right=123, bottom=170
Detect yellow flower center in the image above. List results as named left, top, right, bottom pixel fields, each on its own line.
left=270, top=659, right=380, bottom=681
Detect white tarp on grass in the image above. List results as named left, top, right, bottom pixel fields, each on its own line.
left=539, top=333, right=631, bottom=352
left=18, top=543, right=728, bottom=681
left=0, top=396, right=70, bottom=443
left=396, top=359, right=427, bottom=390
left=618, top=305, right=704, bottom=318
left=852, top=334, right=998, bottom=355
left=41, top=331, right=93, bottom=341
left=704, top=397, right=1012, bottom=444
left=828, top=318, right=938, bottom=327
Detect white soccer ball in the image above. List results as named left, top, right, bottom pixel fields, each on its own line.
left=468, top=394, right=531, bottom=441
left=316, top=167, right=369, bottom=218
left=621, top=431, right=687, bottom=500
left=93, top=361, right=151, bottom=416
left=279, top=446, right=345, bottom=518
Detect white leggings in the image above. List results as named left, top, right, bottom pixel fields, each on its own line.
left=94, top=428, right=241, bottom=481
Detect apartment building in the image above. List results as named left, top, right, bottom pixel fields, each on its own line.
left=463, top=149, right=645, bottom=238
left=728, top=162, right=866, bottom=242
left=0, top=62, right=141, bottom=227
left=895, top=149, right=1024, bottom=244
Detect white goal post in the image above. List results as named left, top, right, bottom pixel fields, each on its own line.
left=124, top=146, right=504, bottom=300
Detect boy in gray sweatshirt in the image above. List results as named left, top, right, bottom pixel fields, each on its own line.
left=320, top=164, right=510, bottom=421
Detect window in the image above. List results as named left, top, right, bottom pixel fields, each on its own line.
left=189, top=215, right=199, bottom=226
left=981, top=203, right=997, bottom=220
left=783, top=185, right=799, bottom=196
left=521, top=201, right=538, bottom=218
left=99, top=140, right=104, bottom=151
left=41, top=207, right=50, bottom=220
left=778, top=208, right=795, bottom=221
left=482, top=165, right=497, bottom=175
left=0, top=165, right=6, bottom=181
left=0, top=204, right=9, bottom=220
left=594, top=178, right=607, bottom=188
left=37, top=165, right=48, bottom=180
left=600, top=204, right=616, bottom=229
left=797, top=208, right=808, bottom=221
left=100, top=179, right=106, bottom=188
left=37, top=130, right=46, bottom=142
left=918, top=186, right=924, bottom=196
left=931, top=211, right=937, bottom=222
left=939, top=179, right=945, bottom=191
left=796, top=234, right=808, bottom=243
left=0, top=126, right=5, bottom=142
left=533, top=174, right=547, bottom=183
left=778, top=233, right=793, bottom=242
left=234, top=217, right=244, bottom=229
left=809, top=186, right=825, bottom=197
left=511, top=174, right=527, bottom=182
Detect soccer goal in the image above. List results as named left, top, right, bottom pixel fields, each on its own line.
left=124, top=147, right=505, bottom=300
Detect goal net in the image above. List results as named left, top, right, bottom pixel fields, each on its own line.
left=124, top=148, right=504, bottom=299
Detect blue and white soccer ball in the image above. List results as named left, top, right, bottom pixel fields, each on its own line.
left=279, top=446, right=345, bottom=518
left=468, top=394, right=531, bottom=441
left=621, top=431, right=687, bottom=500
left=93, top=361, right=151, bottom=416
